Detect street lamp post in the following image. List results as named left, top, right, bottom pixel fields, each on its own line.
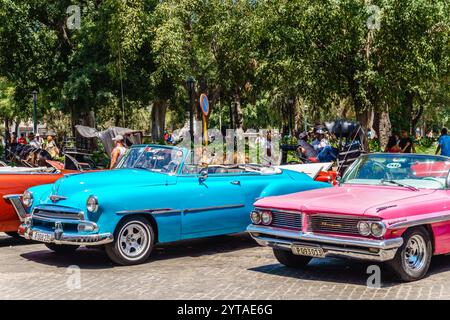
left=32, top=91, right=38, bottom=134
left=185, top=77, right=196, bottom=158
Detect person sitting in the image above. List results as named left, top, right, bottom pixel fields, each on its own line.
left=18, top=133, right=27, bottom=145
left=309, top=130, right=338, bottom=163
left=28, top=132, right=41, bottom=149
left=44, top=133, right=60, bottom=158
left=297, top=132, right=318, bottom=161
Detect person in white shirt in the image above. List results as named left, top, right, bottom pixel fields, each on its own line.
left=110, top=135, right=128, bottom=169
left=28, top=132, right=42, bottom=149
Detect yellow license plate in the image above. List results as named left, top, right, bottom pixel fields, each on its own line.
left=291, top=245, right=325, bottom=257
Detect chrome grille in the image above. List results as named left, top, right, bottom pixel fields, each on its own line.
left=309, top=215, right=365, bottom=235
left=271, top=210, right=302, bottom=230
left=33, top=206, right=84, bottom=221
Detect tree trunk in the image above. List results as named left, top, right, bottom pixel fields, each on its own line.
left=378, top=104, right=392, bottom=149
left=233, top=91, right=244, bottom=130
left=151, top=100, right=167, bottom=142
left=405, top=91, right=415, bottom=134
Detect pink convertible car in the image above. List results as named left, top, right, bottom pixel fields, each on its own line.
left=247, top=153, right=450, bottom=282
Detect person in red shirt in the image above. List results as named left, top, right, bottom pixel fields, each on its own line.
left=384, top=134, right=401, bottom=153
left=18, top=133, right=27, bottom=145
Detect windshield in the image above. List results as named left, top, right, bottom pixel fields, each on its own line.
left=118, top=146, right=185, bottom=174
left=342, top=154, right=450, bottom=190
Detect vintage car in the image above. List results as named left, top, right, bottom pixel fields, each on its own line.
left=16, top=145, right=330, bottom=265
left=247, top=153, right=450, bottom=282
left=0, top=165, right=78, bottom=237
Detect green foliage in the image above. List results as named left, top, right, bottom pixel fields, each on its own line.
left=0, top=0, right=448, bottom=144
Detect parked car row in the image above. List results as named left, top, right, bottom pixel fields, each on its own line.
left=3, top=145, right=450, bottom=282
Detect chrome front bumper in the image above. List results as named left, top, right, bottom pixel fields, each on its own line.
left=247, top=225, right=403, bottom=262
left=19, top=223, right=114, bottom=246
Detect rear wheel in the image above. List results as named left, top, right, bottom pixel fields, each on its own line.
left=273, top=248, right=312, bottom=268
left=387, top=227, right=432, bottom=282
left=105, top=216, right=155, bottom=266
left=45, top=243, right=80, bottom=254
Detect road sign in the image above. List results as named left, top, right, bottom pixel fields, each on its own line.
left=200, top=94, right=209, bottom=116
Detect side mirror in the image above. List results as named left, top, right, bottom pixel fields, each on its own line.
left=199, top=168, right=208, bottom=184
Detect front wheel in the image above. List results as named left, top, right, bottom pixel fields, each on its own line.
left=45, top=243, right=80, bottom=254
left=105, top=216, right=155, bottom=266
left=273, top=248, right=312, bottom=268
left=387, top=227, right=432, bottom=282
left=5, top=232, right=21, bottom=239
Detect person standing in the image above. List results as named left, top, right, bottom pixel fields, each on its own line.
left=399, top=130, right=415, bottom=153
left=384, top=134, right=401, bottom=153
left=436, top=128, right=450, bottom=157
left=110, top=135, right=127, bottom=169
left=10, top=132, right=17, bottom=145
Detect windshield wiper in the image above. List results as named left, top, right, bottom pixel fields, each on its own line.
left=380, top=179, right=419, bottom=191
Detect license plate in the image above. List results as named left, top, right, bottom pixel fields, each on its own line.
left=31, top=231, right=53, bottom=243
left=291, top=245, right=325, bottom=257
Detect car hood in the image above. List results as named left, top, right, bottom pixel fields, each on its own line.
left=255, top=184, right=437, bottom=217
left=52, top=169, right=175, bottom=198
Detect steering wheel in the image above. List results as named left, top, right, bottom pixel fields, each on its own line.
left=359, top=161, right=392, bottom=180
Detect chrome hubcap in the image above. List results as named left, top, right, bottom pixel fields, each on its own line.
left=404, top=235, right=427, bottom=273
left=118, top=222, right=149, bottom=258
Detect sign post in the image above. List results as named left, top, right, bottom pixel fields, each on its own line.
left=199, top=94, right=210, bottom=145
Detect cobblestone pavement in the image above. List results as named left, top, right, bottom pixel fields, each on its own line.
left=1, top=232, right=450, bottom=300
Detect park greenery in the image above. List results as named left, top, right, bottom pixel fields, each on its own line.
left=0, top=0, right=448, bottom=149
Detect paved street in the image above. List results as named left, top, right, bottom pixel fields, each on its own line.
left=1, top=232, right=450, bottom=300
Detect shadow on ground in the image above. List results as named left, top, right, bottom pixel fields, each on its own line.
left=0, top=233, right=31, bottom=248
left=248, top=253, right=450, bottom=288
left=19, top=233, right=257, bottom=270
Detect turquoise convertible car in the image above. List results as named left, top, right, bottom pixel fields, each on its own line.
left=16, top=145, right=330, bottom=265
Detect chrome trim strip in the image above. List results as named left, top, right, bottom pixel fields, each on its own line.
left=184, top=204, right=245, bottom=213
left=254, top=207, right=301, bottom=215
left=32, top=215, right=84, bottom=224
left=247, top=225, right=403, bottom=249
left=308, top=213, right=380, bottom=220
left=33, top=205, right=84, bottom=216
left=3, top=194, right=27, bottom=222
left=117, top=208, right=181, bottom=215
left=389, top=214, right=450, bottom=230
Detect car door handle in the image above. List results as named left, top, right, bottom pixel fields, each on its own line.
left=230, top=181, right=241, bottom=186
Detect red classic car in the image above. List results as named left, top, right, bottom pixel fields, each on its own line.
left=248, top=153, right=450, bottom=282
left=0, top=165, right=80, bottom=237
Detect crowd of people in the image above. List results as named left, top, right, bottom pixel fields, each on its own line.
left=296, top=128, right=362, bottom=163
left=9, top=131, right=60, bottom=158
left=385, top=127, right=450, bottom=157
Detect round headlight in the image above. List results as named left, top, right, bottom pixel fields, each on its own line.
left=357, top=221, right=371, bottom=236
left=250, top=211, right=261, bottom=225
left=370, top=221, right=386, bottom=238
left=261, top=211, right=273, bottom=225
left=86, top=195, right=99, bottom=213
left=22, top=191, right=33, bottom=207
